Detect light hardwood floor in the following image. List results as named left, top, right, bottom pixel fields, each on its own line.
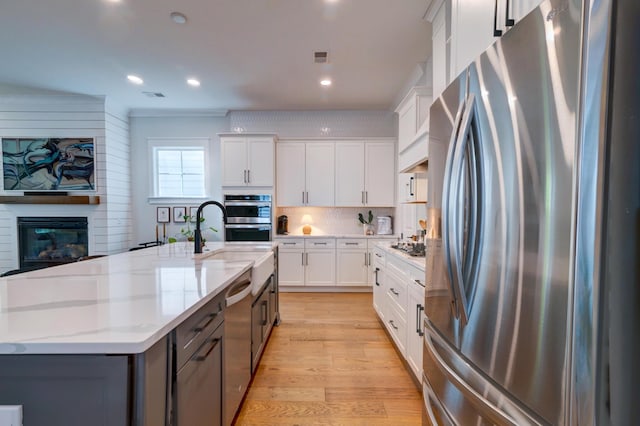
left=234, top=292, right=422, bottom=425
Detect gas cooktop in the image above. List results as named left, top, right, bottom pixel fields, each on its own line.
left=390, top=242, right=425, bottom=257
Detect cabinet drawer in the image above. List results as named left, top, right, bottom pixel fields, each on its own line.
left=305, top=238, right=336, bottom=249
left=175, top=292, right=225, bottom=369
left=385, top=270, right=408, bottom=315
left=337, top=238, right=366, bottom=249
left=372, top=247, right=386, bottom=268
left=275, top=238, right=304, bottom=250
left=384, top=301, right=407, bottom=355
left=407, top=262, right=426, bottom=287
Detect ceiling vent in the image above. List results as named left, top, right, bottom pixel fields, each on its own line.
left=313, top=51, right=329, bottom=64
left=142, top=92, right=166, bottom=98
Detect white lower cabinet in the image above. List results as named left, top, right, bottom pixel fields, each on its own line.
left=372, top=245, right=426, bottom=382
left=277, top=239, right=305, bottom=287
left=276, top=237, right=394, bottom=289
left=336, top=239, right=368, bottom=286
left=275, top=238, right=335, bottom=287
left=305, top=239, right=336, bottom=287
left=384, top=269, right=408, bottom=356
left=406, top=280, right=425, bottom=380
left=372, top=246, right=386, bottom=319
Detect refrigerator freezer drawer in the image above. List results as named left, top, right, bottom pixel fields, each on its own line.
left=422, top=321, right=546, bottom=425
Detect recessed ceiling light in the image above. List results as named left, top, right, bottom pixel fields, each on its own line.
left=170, top=12, right=187, bottom=24
left=127, top=75, right=144, bottom=85
left=187, top=78, right=201, bottom=87
left=320, top=79, right=332, bottom=87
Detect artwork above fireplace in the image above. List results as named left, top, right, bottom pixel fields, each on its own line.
left=2, top=138, right=95, bottom=192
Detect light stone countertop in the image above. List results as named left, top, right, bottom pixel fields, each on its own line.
left=0, top=242, right=276, bottom=355
left=374, top=240, right=426, bottom=271
left=273, top=234, right=398, bottom=239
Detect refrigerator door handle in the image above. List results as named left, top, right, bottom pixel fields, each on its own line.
left=442, top=100, right=466, bottom=318
left=448, top=94, right=482, bottom=325
left=423, top=323, right=524, bottom=426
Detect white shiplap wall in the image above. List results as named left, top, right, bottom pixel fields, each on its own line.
left=103, top=109, right=132, bottom=253
left=0, top=94, right=130, bottom=272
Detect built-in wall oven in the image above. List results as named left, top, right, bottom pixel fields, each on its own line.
left=224, top=194, right=272, bottom=242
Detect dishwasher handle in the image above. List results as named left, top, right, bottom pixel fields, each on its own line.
left=226, top=278, right=252, bottom=307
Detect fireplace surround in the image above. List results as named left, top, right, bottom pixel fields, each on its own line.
left=18, top=217, right=88, bottom=268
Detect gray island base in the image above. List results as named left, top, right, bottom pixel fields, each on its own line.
left=0, top=242, right=279, bottom=426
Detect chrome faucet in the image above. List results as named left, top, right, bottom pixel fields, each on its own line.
left=194, top=200, right=228, bottom=254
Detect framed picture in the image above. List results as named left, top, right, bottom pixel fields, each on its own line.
left=156, top=207, right=170, bottom=223
left=188, top=206, right=200, bottom=222
left=173, top=207, right=187, bottom=222
left=2, top=137, right=96, bottom=191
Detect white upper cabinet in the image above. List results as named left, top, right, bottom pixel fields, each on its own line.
left=276, top=141, right=334, bottom=207
left=335, top=142, right=365, bottom=206
left=513, top=0, right=543, bottom=21
left=398, top=173, right=427, bottom=203
left=450, top=0, right=497, bottom=80
left=431, top=1, right=449, bottom=98
left=335, top=141, right=395, bottom=207
left=395, top=87, right=432, bottom=154
left=220, top=135, right=275, bottom=187
left=305, top=143, right=335, bottom=206
left=447, top=0, right=544, bottom=80
left=364, top=142, right=395, bottom=206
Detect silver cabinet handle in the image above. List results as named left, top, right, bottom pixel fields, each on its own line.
left=369, top=253, right=371, bottom=265
left=365, top=191, right=368, bottom=204
left=247, top=169, right=250, bottom=183
left=364, top=252, right=368, bottom=266
left=415, top=279, right=423, bottom=286
left=301, top=252, right=305, bottom=265
left=361, top=191, right=365, bottom=204
left=375, top=253, right=382, bottom=258
left=313, top=242, right=327, bottom=246
left=302, top=191, right=305, bottom=204
left=306, top=191, right=309, bottom=204
left=389, top=320, right=398, bottom=330
left=283, top=242, right=297, bottom=245
left=345, top=242, right=359, bottom=246
left=390, top=288, right=399, bottom=296
left=374, top=267, right=380, bottom=286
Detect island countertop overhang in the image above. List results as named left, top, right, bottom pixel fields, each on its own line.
left=0, top=242, right=277, bottom=355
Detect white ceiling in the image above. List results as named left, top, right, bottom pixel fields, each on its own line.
left=0, top=0, right=431, bottom=112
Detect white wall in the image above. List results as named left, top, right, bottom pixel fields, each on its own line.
left=129, top=110, right=398, bottom=243
left=0, top=94, right=128, bottom=272
left=129, top=114, right=230, bottom=245
left=229, top=110, right=395, bottom=138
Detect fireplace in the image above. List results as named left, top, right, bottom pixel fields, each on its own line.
left=18, top=217, right=88, bottom=268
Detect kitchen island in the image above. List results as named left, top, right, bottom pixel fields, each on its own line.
left=0, top=241, right=278, bottom=426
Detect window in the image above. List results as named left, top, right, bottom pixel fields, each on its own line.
left=148, top=138, right=211, bottom=199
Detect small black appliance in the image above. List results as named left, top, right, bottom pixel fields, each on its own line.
left=277, top=215, right=288, bottom=235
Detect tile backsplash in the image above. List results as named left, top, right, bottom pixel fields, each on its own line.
left=275, top=207, right=395, bottom=236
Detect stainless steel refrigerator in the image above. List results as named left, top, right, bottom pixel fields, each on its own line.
left=422, top=0, right=640, bottom=424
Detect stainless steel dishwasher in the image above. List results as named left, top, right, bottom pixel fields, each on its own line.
left=223, top=270, right=253, bottom=426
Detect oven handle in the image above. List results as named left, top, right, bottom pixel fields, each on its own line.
left=224, top=224, right=272, bottom=229
left=224, top=201, right=272, bottom=207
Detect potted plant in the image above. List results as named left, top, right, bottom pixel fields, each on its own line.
left=168, top=214, right=218, bottom=243
left=358, top=210, right=374, bottom=235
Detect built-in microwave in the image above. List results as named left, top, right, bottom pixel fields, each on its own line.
left=223, top=195, right=272, bottom=241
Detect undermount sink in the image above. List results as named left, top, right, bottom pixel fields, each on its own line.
left=205, top=250, right=274, bottom=295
